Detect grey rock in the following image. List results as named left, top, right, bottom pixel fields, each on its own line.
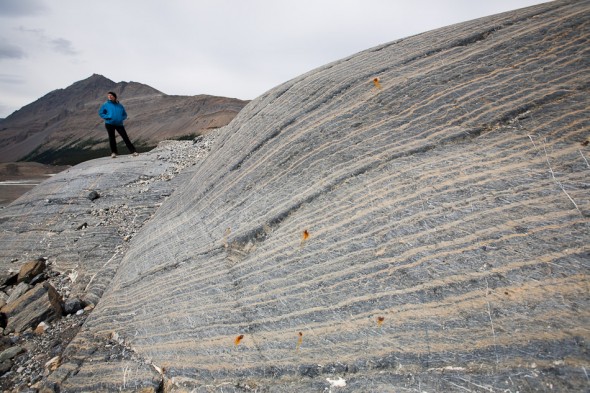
left=2, top=283, right=63, bottom=333
left=0, top=359, right=12, bottom=375
left=0, top=345, right=24, bottom=363
left=75, top=222, right=88, bottom=230
left=63, top=298, right=83, bottom=315
left=3, top=1, right=590, bottom=391
left=0, top=336, right=11, bottom=352
left=5, top=282, right=31, bottom=304
left=17, top=258, right=46, bottom=284
left=0, top=271, right=18, bottom=287
left=0, top=138, right=216, bottom=389
left=28, top=273, right=47, bottom=286
left=87, top=191, right=99, bottom=201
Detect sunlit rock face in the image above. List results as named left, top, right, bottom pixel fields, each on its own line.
left=3, top=0, right=588, bottom=391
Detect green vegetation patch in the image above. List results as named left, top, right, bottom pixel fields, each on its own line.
left=22, top=140, right=155, bottom=166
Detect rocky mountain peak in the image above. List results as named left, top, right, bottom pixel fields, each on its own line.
left=0, top=75, right=248, bottom=165
left=69, top=73, right=114, bottom=90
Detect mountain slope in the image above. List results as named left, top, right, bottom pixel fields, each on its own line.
left=0, top=74, right=248, bottom=165
left=0, top=0, right=588, bottom=391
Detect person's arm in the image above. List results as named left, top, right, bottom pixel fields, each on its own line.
left=121, top=106, right=128, bottom=121
left=98, top=103, right=111, bottom=120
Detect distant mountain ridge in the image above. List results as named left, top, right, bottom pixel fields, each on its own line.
left=0, top=74, right=248, bottom=165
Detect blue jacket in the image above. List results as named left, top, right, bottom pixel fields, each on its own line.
left=99, top=100, right=127, bottom=125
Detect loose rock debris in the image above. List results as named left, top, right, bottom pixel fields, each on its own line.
left=0, top=136, right=218, bottom=391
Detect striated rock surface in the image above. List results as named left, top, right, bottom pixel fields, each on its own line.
left=1, top=0, right=590, bottom=391
left=0, top=137, right=219, bottom=390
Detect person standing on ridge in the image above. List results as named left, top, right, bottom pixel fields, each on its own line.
left=98, top=91, right=139, bottom=158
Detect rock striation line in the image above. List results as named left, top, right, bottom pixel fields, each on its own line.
left=0, top=137, right=218, bottom=390
left=58, top=1, right=588, bottom=391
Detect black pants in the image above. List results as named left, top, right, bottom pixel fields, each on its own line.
left=105, top=123, right=136, bottom=154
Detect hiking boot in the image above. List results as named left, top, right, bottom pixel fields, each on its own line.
left=132, top=152, right=139, bottom=157
left=111, top=153, right=117, bottom=158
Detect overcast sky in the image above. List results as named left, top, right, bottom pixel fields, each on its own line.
left=0, top=0, right=549, bottom=118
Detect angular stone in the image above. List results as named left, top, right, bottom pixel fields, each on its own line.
left=45, top=355, right=61, bottom=372
left=5, top=282, right=30, bottom=304
left=17, top=258, right=46, bottom=284
left=87, top=191, right=100, bottom=201
left=0, top=345, right=24, bottom=363
left=0, top=271, right=18, bottom=287
left=63, top=298, right=83, bottom=315
left=1, top=283, right=63, bottom=333
left=0, top=336, right=11, bottom=352
left=34, top=321, right=50, bottom=335
left=0, top=360, right=11, bottom=375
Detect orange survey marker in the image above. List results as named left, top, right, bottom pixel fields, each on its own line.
left=302, top=229, right=310, bottom=241
left=300, top=229, right=310, bottom=248
left=376, top=316, right=385, bottom=327
left=296, top=331, right=303, bottom=351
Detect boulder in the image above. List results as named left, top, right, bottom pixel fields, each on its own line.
left=0, top=360, right=11, bottom=375
left=17, top=258, right=46, bottom=284
left=5, top=282, right=30, bottom=304
left=2, top=1, right=590, bottom=391
left=63, top=298, right=83, bottom=315
left=1, top=283, right=63, bottom=334
left=0, top=336, right=11, bottom=352
left=34, top=321, right=50, bottom=335
left=0, top=345, right=24, bottom=363
left=87, top=191, right=99, bottom=201
left=70, top=1, right=587, bottom=391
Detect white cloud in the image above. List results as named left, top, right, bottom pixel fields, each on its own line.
left=0, top=74, right=25, bottom=84
left=0, top=0, right=48, bottom=17
left=14, top=26, right=79, bottom=56
left=50, top=38, right=78, bottom=56
left=0, top=39, right=26, bottom=60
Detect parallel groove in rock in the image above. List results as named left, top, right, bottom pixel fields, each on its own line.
left=15, top=1, right=590, bottom=390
